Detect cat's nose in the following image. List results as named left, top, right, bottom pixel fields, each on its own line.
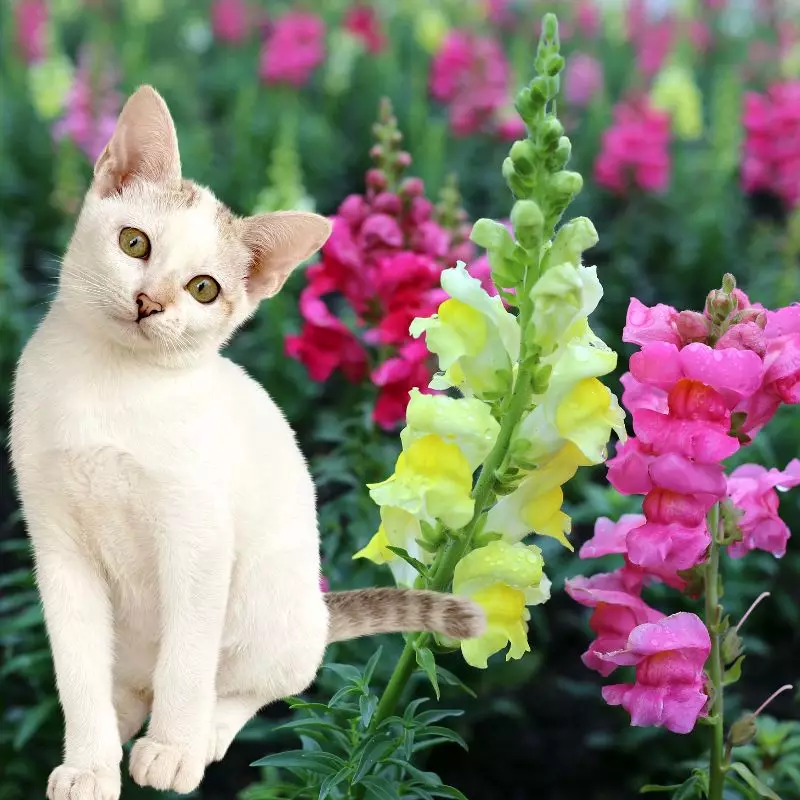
left=136, top=293, right=164, bottom=321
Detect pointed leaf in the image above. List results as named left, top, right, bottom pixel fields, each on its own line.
left=386, top=546, right=430, bottom=578
left=363, top=646, right=383, bottom=686
left=361, top=777, right=400, bottom=800
left=249, top=750, right=344, bottom=773
left=724, top=655, right=746, bottom=686
left=728, top=763, right=782, bottom=799
left=352, top=735, right=401, bottom=782
left=322, top=663, right=363, bottom=683
left=415, top=647, right=440, bottom=700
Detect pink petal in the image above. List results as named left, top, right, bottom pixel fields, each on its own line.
left=679, top=343, right=764, bottom=404
left=630, top=342, right=683, bottom=390
left=607, top=437, right=657, bottom=494
left=648, top=453, right=727, bottom=497
left=623, top=298, right=681, bottom=347
left=626, top=521, right=711, bottom=573
left=578, top=514, right=646, bottom=559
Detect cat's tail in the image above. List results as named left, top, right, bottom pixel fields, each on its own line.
left=324, top=588, right=486, bottom=644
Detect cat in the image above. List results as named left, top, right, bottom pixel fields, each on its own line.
left=9, top=85, right=485, bottom=800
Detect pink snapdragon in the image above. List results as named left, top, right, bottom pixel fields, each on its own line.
left=286, top=120, right=480, bottom=429
left=260, top=12, right=326, bottom=87
left=429, top=30, right=512, bottom=137
left=344, top=4, right=386, bottom=54
left=15, top=0, right=47, bottom=63
left=601, top=613, right=711, bottom=734
left=563, top=53, right=604, bottom=108
left=565, top=570, right=664, bottom=677
left=53, top=51, right=121, bottom=162
left=727, top=460, right=800, bottom=558
left=211, top=0, right=250, bottom=43
left=594, top=100, right=671, bottom=194
left=742, top=80, right=800, bottom=209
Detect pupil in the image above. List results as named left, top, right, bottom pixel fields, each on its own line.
left=130, top=236, right=139, bottom=247
left=198, top=281, right=207, bottom=291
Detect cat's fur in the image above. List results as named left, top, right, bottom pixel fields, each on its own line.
left=9, top=86, right=485, bottom=800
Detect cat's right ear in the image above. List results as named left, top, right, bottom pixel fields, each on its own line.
left=92, top=85, right=182, bottom=197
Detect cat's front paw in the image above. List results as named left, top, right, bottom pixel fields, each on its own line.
left=129, top=736, right=205, bottom=793
left=47, top=765, right=120, bottom=800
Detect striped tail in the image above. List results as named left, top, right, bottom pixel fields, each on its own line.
left=324, top=588, right=486, bottom=644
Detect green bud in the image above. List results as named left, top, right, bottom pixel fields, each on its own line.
left=543, top=53, right=565, bottom=77
left=529, top=77, right=549, bottom=105
left=510, top=139, right=538, bottom=175
left=470, top=217, right=515, bottom=252
left=728, top=713, right=758, bottom=748
left=549, top=170, right=583, bottom=198
left=531, top=363, right=553, bottom=394
left=722, top=272, right=737, bottom=294
left=511, top=200, right=545, bottom=250
left=547, top=136, right=572, bottom=170
left=546, top=217, right=598, bottom=269
left=542, top=13, right=559, bottom=42
left=539, top=116, right=565, bottom=148
left=503, top=157, right=534, bottom=198
left=721, top=629, right=744, bottom=665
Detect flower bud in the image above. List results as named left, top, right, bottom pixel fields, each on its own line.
left=369, top=145, right=383, bottom=160
left=546, top=217, right=598, bottom=269
left=511, top=200, right=545, bottom=250
left=547, top=170, right=583, bottom=204
left=399, top=176, right=425, bottom=197
left=728, top=713, right=758, bottom=748
left=705, top=288, right=736, bottom=323
left=542, top=12, right=559, bottom=43
left=366, top=168, right=388, bottom=191
left=338, top=194, right=370, bottom=226
left=722, top=272, right=737, bottom=294
left=739, top=307, right=767, bottom=329
left=543, top=53, right=565, bottom=77
left=547, top=136, right=572, bottom=170
left=540, top=116, right=565, bottom=148
left=510, top=139, right=538, bottom=175
left=721, top=629, right=744, bottom=665
left=470, top=218, right=514, bottom=251
left=395, top=151, right=412, bottom=168
left=502, top=157, right=534, bottom=197
left=676, top=310, right=711, bottom=344
left=531, top=363, right=553, bottom=394
left=372, top=192, right=402, bottom=216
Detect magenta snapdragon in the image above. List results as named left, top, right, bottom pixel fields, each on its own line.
left=571, top=278, right=800, bottom=739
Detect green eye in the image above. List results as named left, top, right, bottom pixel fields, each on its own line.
left=119, top=227, right=151, bottom=259
left=185, top=275, right=220, bottom=304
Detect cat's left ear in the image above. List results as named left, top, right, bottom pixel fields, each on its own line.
left=238, top=211, right=332, bottom=299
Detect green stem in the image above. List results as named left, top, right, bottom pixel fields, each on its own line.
left=705, top=503, right=726, bottom=800
left=370, top=300, right=538, bottom=730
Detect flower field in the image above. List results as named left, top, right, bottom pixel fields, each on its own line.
left=1, top=2, right=800, bottom=799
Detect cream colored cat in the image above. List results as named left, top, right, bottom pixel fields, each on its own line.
left=9, top=85, right=484, bottom=800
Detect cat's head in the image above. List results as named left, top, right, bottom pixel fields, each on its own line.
left=59, top=85, right=331, bottom=365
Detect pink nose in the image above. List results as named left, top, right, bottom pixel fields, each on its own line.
left=136, top=293, right=163, bottom=321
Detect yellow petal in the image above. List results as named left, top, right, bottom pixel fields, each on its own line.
left=353, top=526, right=394, bottom=564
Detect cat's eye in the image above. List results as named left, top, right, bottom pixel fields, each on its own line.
left=185, top=275, right=220, bottom=304
left=119, top=227, right=151, bottom=259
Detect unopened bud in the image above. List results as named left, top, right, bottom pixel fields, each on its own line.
left=740, top=307, right=767, bottom=329
left=399, top=176, right=425, bottom=197
left=511, top=200, right=545, bottom=250
left=548, top=136, right=572, bottom=170
left=728, top=713, right=758, bottom=748
left=369, top=145, right=383, bottom=160
left=722, top=273, right=737, bottom=294
left=371, top=192, right=402, bottom=216
left=705, top=288, right=736, bottom=323
left=548, top=170, right=583, bottom=202
left=676, top=310, right=711, bottom=344
left=540, top=116, right=565, bottom=148
left=543, top=53, right=565, bottom=77
left=510, top=139, right=537, bottom=175
left=542, top=12, right=559, bottom=42
left=366, top=168, right=388, bottom=191
left=721, top=629, right=744, bottom=665
left=532, top=363, right=553, bottom=394
left=395, top=151, right=412, bottom=168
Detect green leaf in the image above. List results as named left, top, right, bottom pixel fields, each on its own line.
left=13, top=697, right=58, bottom=750
left=415, top=647, right=440, bottom=700
left=352, top=735, right=401, bottom=782
left=403, top=698, right=431, bottom=722
left=415, top=726, right=467, bottom=750
left=639, top=786, right=683, bottom=794
left=724, top=655, right=746, bottom=686
left=415, top=709, right=465, bottom=727
left=363, top=646, right=383, bottom=686
left=318, top=766, right=352, bottom=800
left=386, top=546, right=430, bottom=578
left=359, top=694, right=378, bottom=728
left=361, top=776, right=399, bottom=800
left=387, top=759, right=440, bottom=785
left=249, top=750, right=344, bottom=774
left=728, top=763, right=782, bottom=799
left=322, top=663, right=362, bottom=684
left=435, top=666, right=477, bottom=698
left=430, top=787, right=469, bottom=800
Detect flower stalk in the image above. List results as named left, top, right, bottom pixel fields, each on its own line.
left=705, top=502, right=726, bottom=800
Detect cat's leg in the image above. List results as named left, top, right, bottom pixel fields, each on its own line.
left=128, top=500, right=232, bottom=794
left=207, top=550, right=328, bottom=764
left=114, top=684, right=150, bottom=744
left=32, top=528, right=122, bottom=800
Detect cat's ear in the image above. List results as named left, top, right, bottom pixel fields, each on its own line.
left=238, top=211, right=332, bottom=299
left=92, top=85, right=181, bottom=197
